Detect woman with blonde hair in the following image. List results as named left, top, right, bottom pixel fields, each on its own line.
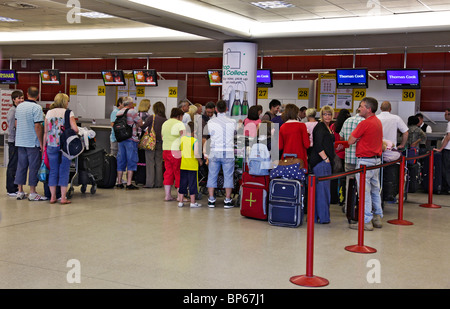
left=137, top=99, right=151, bottom=135
left=309, top=105, right=335, bottom=224
left=44, top=93, right=79, bottom=204
left=188, top=104, right=198, bottom=121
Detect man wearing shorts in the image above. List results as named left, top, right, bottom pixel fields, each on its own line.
left=116, top=97, right=143, bottom=190
left=204, top=100, right=236, bottom=208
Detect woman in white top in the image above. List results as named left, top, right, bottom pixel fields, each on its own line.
left=44, top=93, right=79, bottom=204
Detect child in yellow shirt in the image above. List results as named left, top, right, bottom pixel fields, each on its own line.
left=178, top=121, right=203, bottom=207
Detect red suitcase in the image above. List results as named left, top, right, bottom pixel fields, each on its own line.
left=240, top=172, right=270, bottom=220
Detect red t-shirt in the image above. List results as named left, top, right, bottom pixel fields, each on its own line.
left=351, top=115, right=383, bottom=157
left=279, top=121, right=310, bottom=172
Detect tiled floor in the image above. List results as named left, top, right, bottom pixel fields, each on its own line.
left=0, top=167, right=449, bottom=289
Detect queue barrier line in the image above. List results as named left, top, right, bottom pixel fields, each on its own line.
left=418, top=149, right=442, bottom=209
left=290, top=149, right=440, bottom=288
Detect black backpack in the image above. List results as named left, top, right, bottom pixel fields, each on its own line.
left=113, top=108, right=133, bottom=142
left=60, top=109, right=84, bottom=160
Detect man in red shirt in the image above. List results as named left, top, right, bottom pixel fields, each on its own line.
left=348, top=97, right=383, bottom=231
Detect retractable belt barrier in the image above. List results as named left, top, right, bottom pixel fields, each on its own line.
left=290, top=149, right=441, bottom=288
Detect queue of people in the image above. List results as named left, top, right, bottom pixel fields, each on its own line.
left=6, top=90, right=450, bottom=228
left=6, top=87, right=76, bottom=204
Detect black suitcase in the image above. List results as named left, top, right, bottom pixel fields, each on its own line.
left=407, top=163, right=421, bottom=193
left=330, top=178, right=346, bottom=205
left=97, top=153, right=117, bottom=188
left=422, top=152, right=443, bottom=194
left=382, top=164, right=399, bottom=202
left=345, top=177, right=359, bottom=223
left=78, top=148, right=105, bottom=184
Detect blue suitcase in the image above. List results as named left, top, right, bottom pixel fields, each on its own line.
left=268, top=178, right=304, bottom=227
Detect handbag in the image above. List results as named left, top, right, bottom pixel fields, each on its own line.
left=43, top=145, right=50, bottom=169
left=38, top=160, right=49, bottom=182
left=248, top=143, right=271, bottom=176
left=138, top=115, right=156, bottom=150
left=270, top=154, right=307, bottom=181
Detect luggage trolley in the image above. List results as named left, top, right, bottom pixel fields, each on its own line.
left=67, top=148, right=105, bottom=198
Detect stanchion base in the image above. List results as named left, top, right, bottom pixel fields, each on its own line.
left=290, top=275, right=329, bottom=287
left=419, top=203, right=441, bottom=209
left=387, top=219, right=413, bottom=225
left=345, top=245, right=377, bottom=254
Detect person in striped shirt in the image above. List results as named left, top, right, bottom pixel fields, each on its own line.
left=14, top=86, right=47, bottom=201
left=339, top=105, right=364, bottom=220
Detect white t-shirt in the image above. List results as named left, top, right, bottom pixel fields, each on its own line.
left=445, top=122, right=450, bottom=150
left=376, top=111, right=409, bottom=145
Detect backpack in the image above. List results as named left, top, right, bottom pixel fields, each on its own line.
left=60, top=109, right=84, bottom=160
left=113, top=108, right=133, bottom=142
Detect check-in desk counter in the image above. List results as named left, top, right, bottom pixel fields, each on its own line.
left=426, top=132, right=445, bottom=149
left=77, top=119, right=112, bottom=154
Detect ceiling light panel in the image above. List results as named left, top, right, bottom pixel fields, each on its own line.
left=76, top=12, right=116, bottom=19
left=251, top=1, right=295, bottom=9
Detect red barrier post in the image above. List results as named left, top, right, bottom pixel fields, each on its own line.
left=290, top=175, right=329, bottom=287
left=345, top=165, right=377, bottom=254
left=388, top=156, right=414, bottom=225
left=420, top=149, right=441, bottom=209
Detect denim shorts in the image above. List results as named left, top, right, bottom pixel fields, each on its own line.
left=117, top=140, right=138, bottom=171
left=14, top=146, right=41, bottom=187
left=207, top=151, right=235, bottom=189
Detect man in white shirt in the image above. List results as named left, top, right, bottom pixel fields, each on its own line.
left=416, top=113, right=432, bottom=133
left=204, top=100, right=236, bottom=208
left=376, top=101, right=408, bottom=150
left=436, top=108, right=450, bottom=193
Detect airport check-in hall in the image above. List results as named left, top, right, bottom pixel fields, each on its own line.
left=0, top=0, right=449, bottom=295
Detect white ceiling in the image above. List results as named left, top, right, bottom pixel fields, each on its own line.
left=1, top=0, right=450, bottom=59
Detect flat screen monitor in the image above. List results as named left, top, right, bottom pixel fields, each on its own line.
left=40, top=69, right=61, bottom=85
left=133, top=69, right=158, bottom=87
left=385, top=69, right=421, bottom=89
left=257, top=69, right=273, bottom=88
left=101, top=70, right=126, bottom=86
left=336, top=68, right=368, bottom=88
left=207, top=69, right=222, bottom=86
left=0, top=70, right=18, bottom=84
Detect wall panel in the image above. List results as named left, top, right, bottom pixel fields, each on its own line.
left=3, top=53, right=449, bottom=111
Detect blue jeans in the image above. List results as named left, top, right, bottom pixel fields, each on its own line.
left=312, top=160, right=331, bottom=223
left=117, top=140, right=138, bottom=171
left=207, top=151, right=235, bottom=189
left=6, top=142, right=18, bottom=193
left=47, top=146, right=71, bottom=187
left=356, top=158, right=383, bottom=223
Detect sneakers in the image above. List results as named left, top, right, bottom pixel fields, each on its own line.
left=190, top=202, right=202, bottom=208
left=208, top=198, right=234, bottom=208
left=126, top=184, right=139, bottom=190
left=116, top=184, right=124, bottom=189
left=7, top=191, right=18, bottom=197
left=349, top=221, right=374, bottom=231
left=372, top=215, right=382, bottom=228
left=16, top=192, right=27, bottom=200
left=178, top=202, right=184, bottom=208
left=224, top=199, right=234, bottom=209
left=28, top=193, right=48, bottom=201
left=208, top=198, right=216, bottom=208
